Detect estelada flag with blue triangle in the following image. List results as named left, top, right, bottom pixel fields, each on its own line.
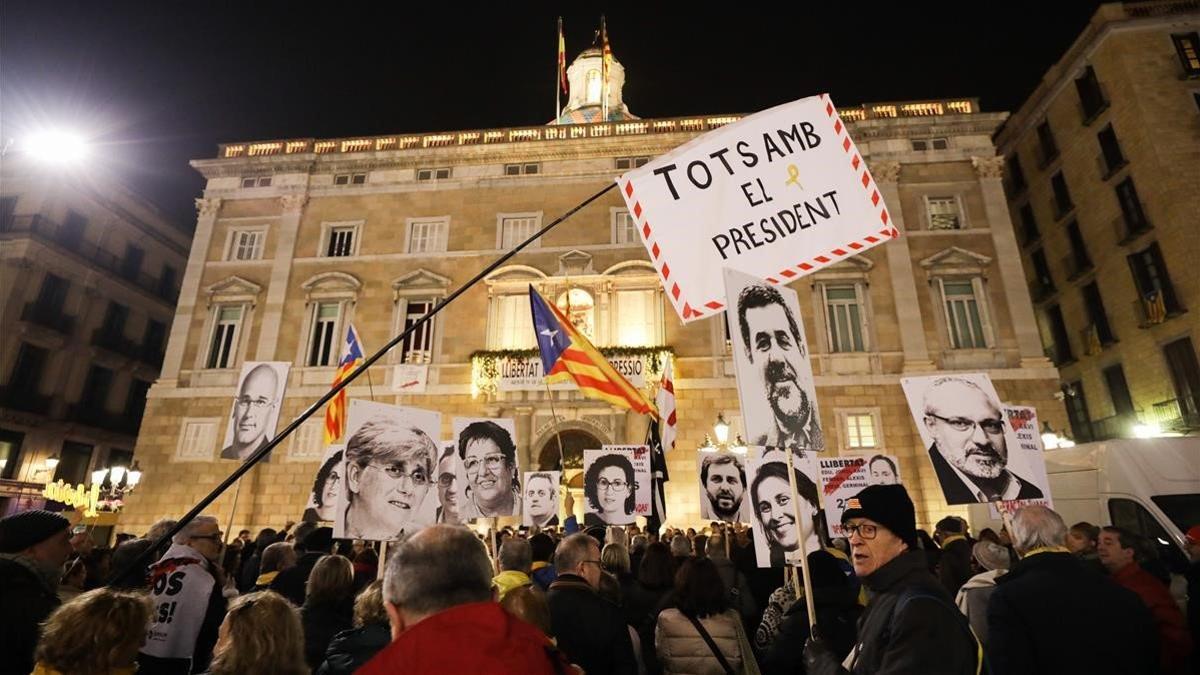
left=529, top=285, right=658, bottom=418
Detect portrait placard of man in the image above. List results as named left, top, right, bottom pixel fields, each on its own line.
left=747, top=455, right=823, bottom=567
left=220, top=361, right=290, bottom=461
left=724, top=268, right=824, bottom=452
left=901, top=374, right=1044, bottom=505
left=435, top=443, right=463, bottom=525
left=334, top=401, right=441, bottom=541
left=453, top=418, right=521, bottom=520
left=522, top=471, right=561, bottom=528
left=867, top=454, right=901, bottom=486
left=698, top=451, right=750, bottom=523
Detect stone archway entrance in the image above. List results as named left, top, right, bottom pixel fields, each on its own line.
left=536, top=429, right=601, bottom=473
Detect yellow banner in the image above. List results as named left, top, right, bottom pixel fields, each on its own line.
left=41, top=480, right=101, bottom=518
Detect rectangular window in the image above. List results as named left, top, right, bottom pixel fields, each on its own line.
left=493, top=294, right=535, bottom=349
left=80, top=365, right=114, bottom=410
left=615, top=156, right=650, bottom=170
left=307, top=302, right=341, bottom=367
left=1115, top=177, right=1150, bottom=238
left=1030, top=249, right=1055, bottom=299
left=1045, top=304, right=1074, bottom=364
left=503, top=163, right=540, bottom=176
left=1103, top=364, right=1135, bottom=416
left=206, top=305, right=243, bottom=369
left=144, top=319, right=167, bottom=355
left=1082, top=281, right=1115, bottom=345
left=1018, top=203, right=1039, bottom=246
left=229, top=229, right=265, bottom=261
left=1163, top=338, right=1200, bottom=422
left=926, top=196, right=962, bottom=230
left=241, top=176, right=272, bottom=188
left=399, top=300, right=435, bottom=364
left=911, top=138, right=948, bottom=151
left=1051, top=171, right=1073, bottom=218
left=325, top=226, right=357, bottom=257
left=0, top=196, right=17, bottom=231
left=124, top=379, right=151, bottom=422
left=1036, top=120, right=1059, bottom=165
left=1097, top=124, right=1126, bottom=175
left=1128, top=242, right=1181, bottom=315
left=942, top=280, right=987, bottom=349
left=159, top=265, right=177, bottom=300
left=120, top=245, right=144, bottom=281
left=0, top=429, right=24, bottom=480
left=36, top=273, right=69, bottom=316
left=1066, top=221, right=1092, bottom=275
left=8, top=343, right=48, bottom=392
left=416, top=167, right=452, bottom=181
left=824, top=284, right=866, bottom=352
left=500, top=216, right=539, bottom=249
left=1075, top=65, right=1108, bottom=121
left=54, top=441, right=94, bottom=485
left=1064, top=381, right=1093, bottom=443
left=100, top=302, right=129, bottom=339
left=334, top=173, right=367, bottom=185
left=613, top=210, right=639, bottom=244
left=616, top=289, right=658, bottom=346
left=1172, top=32, right=1200, bottom=77
left=1006, top=155, right=1026, bottom=195
left=845, top=413, right=878, bottom=449
left=407, top=220, right=448, bottom=254
left=60, top=211, right=86, bottom=250
left=177, top=419, right=218, bottom=461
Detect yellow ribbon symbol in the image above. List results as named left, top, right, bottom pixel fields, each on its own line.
left=785, top=164, right=803, bottom=189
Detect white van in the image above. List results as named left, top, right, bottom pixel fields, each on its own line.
left=968, top=436, right=1200, bottom=571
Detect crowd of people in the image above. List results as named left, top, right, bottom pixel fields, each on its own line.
left=1, top=481, right=1197, bottom=674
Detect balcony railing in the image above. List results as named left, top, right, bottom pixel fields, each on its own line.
left=1, top=215, right=179, bottom=304
left=1148, top=396, right=1200, bottom=431
left=20, top=302, right=76, bottom=334
left=1090, top=413, right=1135, bottom=441
left=66, top=404, right=141, bottom=436
left=0, top=385, right=53, bottom=416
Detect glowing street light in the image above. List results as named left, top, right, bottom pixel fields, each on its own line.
left=1132, top=422, right=1160, bottom=439
left=23, top=130, right=90, bottom=164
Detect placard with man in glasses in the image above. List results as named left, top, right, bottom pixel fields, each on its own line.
left=333, top=400, right=441, bottom=541
left=900, top=374, right=1045, bottom=505
left=220, top=361, right=290, bottom=462
left=453, top=417, right=521, bottom=521
left=582, top=447, right=651, bottom=526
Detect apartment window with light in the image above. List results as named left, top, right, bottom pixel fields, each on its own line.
left=407, top=219, right=448, bottom=254
left=940, top=279, right=988, bottom=349
left=306, top=302, right=342, bottom=367
left=416, top=167, right=451, bottom=181
left=398, top=299, right=435, bottom=363
left=615, top=289, right=660, bottom=346
left=926, top=196, right=963, bottom=230
left=844, top=413, right=878, bottom=449
left=499, top=216, right=540, bottom=249
left=492, top=294, right=536, bottom=349
left=206, top=305, right=243, bottom=369
left=504, top=163, right=540, bottom=176
left=324, top=225, right=358, bottom=257
left=613, top=209, right=639, bottom=244
left=822, top=284, right=866, bottom=352
left=1172, top=32, right=1200, bottom=77
left=228, top=229, right=265, bottom=261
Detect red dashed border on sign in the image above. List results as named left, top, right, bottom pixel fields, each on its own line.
left=622, top=93, right=900, bottom=321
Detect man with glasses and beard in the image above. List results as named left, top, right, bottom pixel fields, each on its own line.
left=458, top=421, right=520, bottom=518
left=922, top=377, right=1043, bottom=504
left=737, top=285, right=823, bottom=450
left=342, top=418, right=438, bottom=540
left=700, top=453, right=748, bottom=523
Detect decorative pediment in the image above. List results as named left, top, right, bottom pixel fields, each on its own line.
left=392, top=268, right=452, bottom=290
left=205, top=275, right=263, bottom=306
left=557, top=250, right=595, bottom=276
left=484, top=264, right=546, bottom=286
left=919, top=246, right=992, bottom=275
left=301, top=271, right=362, bottom=301
left=810, top=255, right=875, bottom=281
left=602, top=260, right=657, bottom=277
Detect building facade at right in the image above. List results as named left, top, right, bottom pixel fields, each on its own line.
left=995, top=1, right=1200, bottom=441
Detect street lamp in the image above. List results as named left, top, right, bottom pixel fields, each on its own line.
left=23, top=129, right=90, bottom=164
left=45, top=454, right=60, bottom=471
left=701, top=414, right=747, bottom=455
left=1040, top=422, right=1060, bottom=450
left=127, top=461, right=143, bottom=487
left=1132, top=422, right=1160, bottom=439
left=713, top=413, right=730, bottom=445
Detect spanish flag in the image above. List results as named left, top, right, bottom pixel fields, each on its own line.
left=323, top=324, right=365, bottom=445
left=529, top=286, right=657, bottom=418
left=557, top=17, right=568, bottom=94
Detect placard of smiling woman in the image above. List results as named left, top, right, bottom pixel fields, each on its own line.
left=747, top=453, right=823, bottom=567
left=452, top=417, right=521, bottom=521
left=333, top=400, right=441, bottom=541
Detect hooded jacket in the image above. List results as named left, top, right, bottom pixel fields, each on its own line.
left=357, top=602, right=575, bottom=675
left=493, top=569, right=534, bottom=601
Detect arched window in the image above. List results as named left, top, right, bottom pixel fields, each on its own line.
left=557, top=288, right=595, bottom=341
left=586, top=69, right=602, bottom=104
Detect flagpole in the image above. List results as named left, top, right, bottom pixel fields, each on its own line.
left=542, top=381, right=569, bottom=473
left=556, top=17, right=563, bottom=121
left=110, top=182, right=620, bottom=586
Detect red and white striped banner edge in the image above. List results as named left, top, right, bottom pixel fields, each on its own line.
left=621, top=93, right=900, bottom=321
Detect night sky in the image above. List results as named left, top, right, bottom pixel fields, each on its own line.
left=2, top=2, right=1102, bottom=225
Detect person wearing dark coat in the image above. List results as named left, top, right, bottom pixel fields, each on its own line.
left=986, top=506, right=1159, bottom=675
left=316, top=580, right=392, bottom=675
left=547, top=533, right=638, bottom=675
left=804, top=484, right=978, bottom=675
left=761, top=550, right=861, bottom=675
left=301, top=554, right=355, bottom=670
left=935, top=516, right=973, bottom=597
left=0, top=509, right=72, bottom=675
left=271, top=526, right=333, bottom=607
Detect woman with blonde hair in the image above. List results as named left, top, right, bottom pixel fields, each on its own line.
left=302, top=555, right=356, bottom=669
left=208, top=590, right=307, bottom=675
left=317, top=580, right=393, bottom=675
left=33, top=587, right=152, bottom=675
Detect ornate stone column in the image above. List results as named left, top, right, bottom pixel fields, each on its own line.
left=255, top=194, right=308, bottom=360
left=972, top=156, right=1049, bottom=367
left=875, top=162, right=936, bottom=372
left=161, top=197, right=222, bottom=381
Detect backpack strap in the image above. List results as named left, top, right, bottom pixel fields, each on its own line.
left=684, top=613, right=738, bottom=675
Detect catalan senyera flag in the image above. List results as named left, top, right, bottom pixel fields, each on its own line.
left=529, top=286, right=657, bottom=418
left=557, top=17, right=568, bottom=94
left=600, top=16, right=612, bottom=119
left=323, top=324, right=365, bottom=445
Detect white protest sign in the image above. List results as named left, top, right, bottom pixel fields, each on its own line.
left=989, top=405, right=1054, bottom=518
left=818, top=454, right=902, bottom=538
left=615, top=93, right=897, bottom=322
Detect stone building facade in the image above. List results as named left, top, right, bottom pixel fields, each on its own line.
left=0, top=156, right=190, bottom=522
left=119, top=51, right=1065, bottom=536
left=995, top=1, right=1200, bottom=442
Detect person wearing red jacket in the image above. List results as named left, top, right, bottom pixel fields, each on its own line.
left=1098, top=526, right=1193, bottom=674
left=358, top=525, right=578, bottom=675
